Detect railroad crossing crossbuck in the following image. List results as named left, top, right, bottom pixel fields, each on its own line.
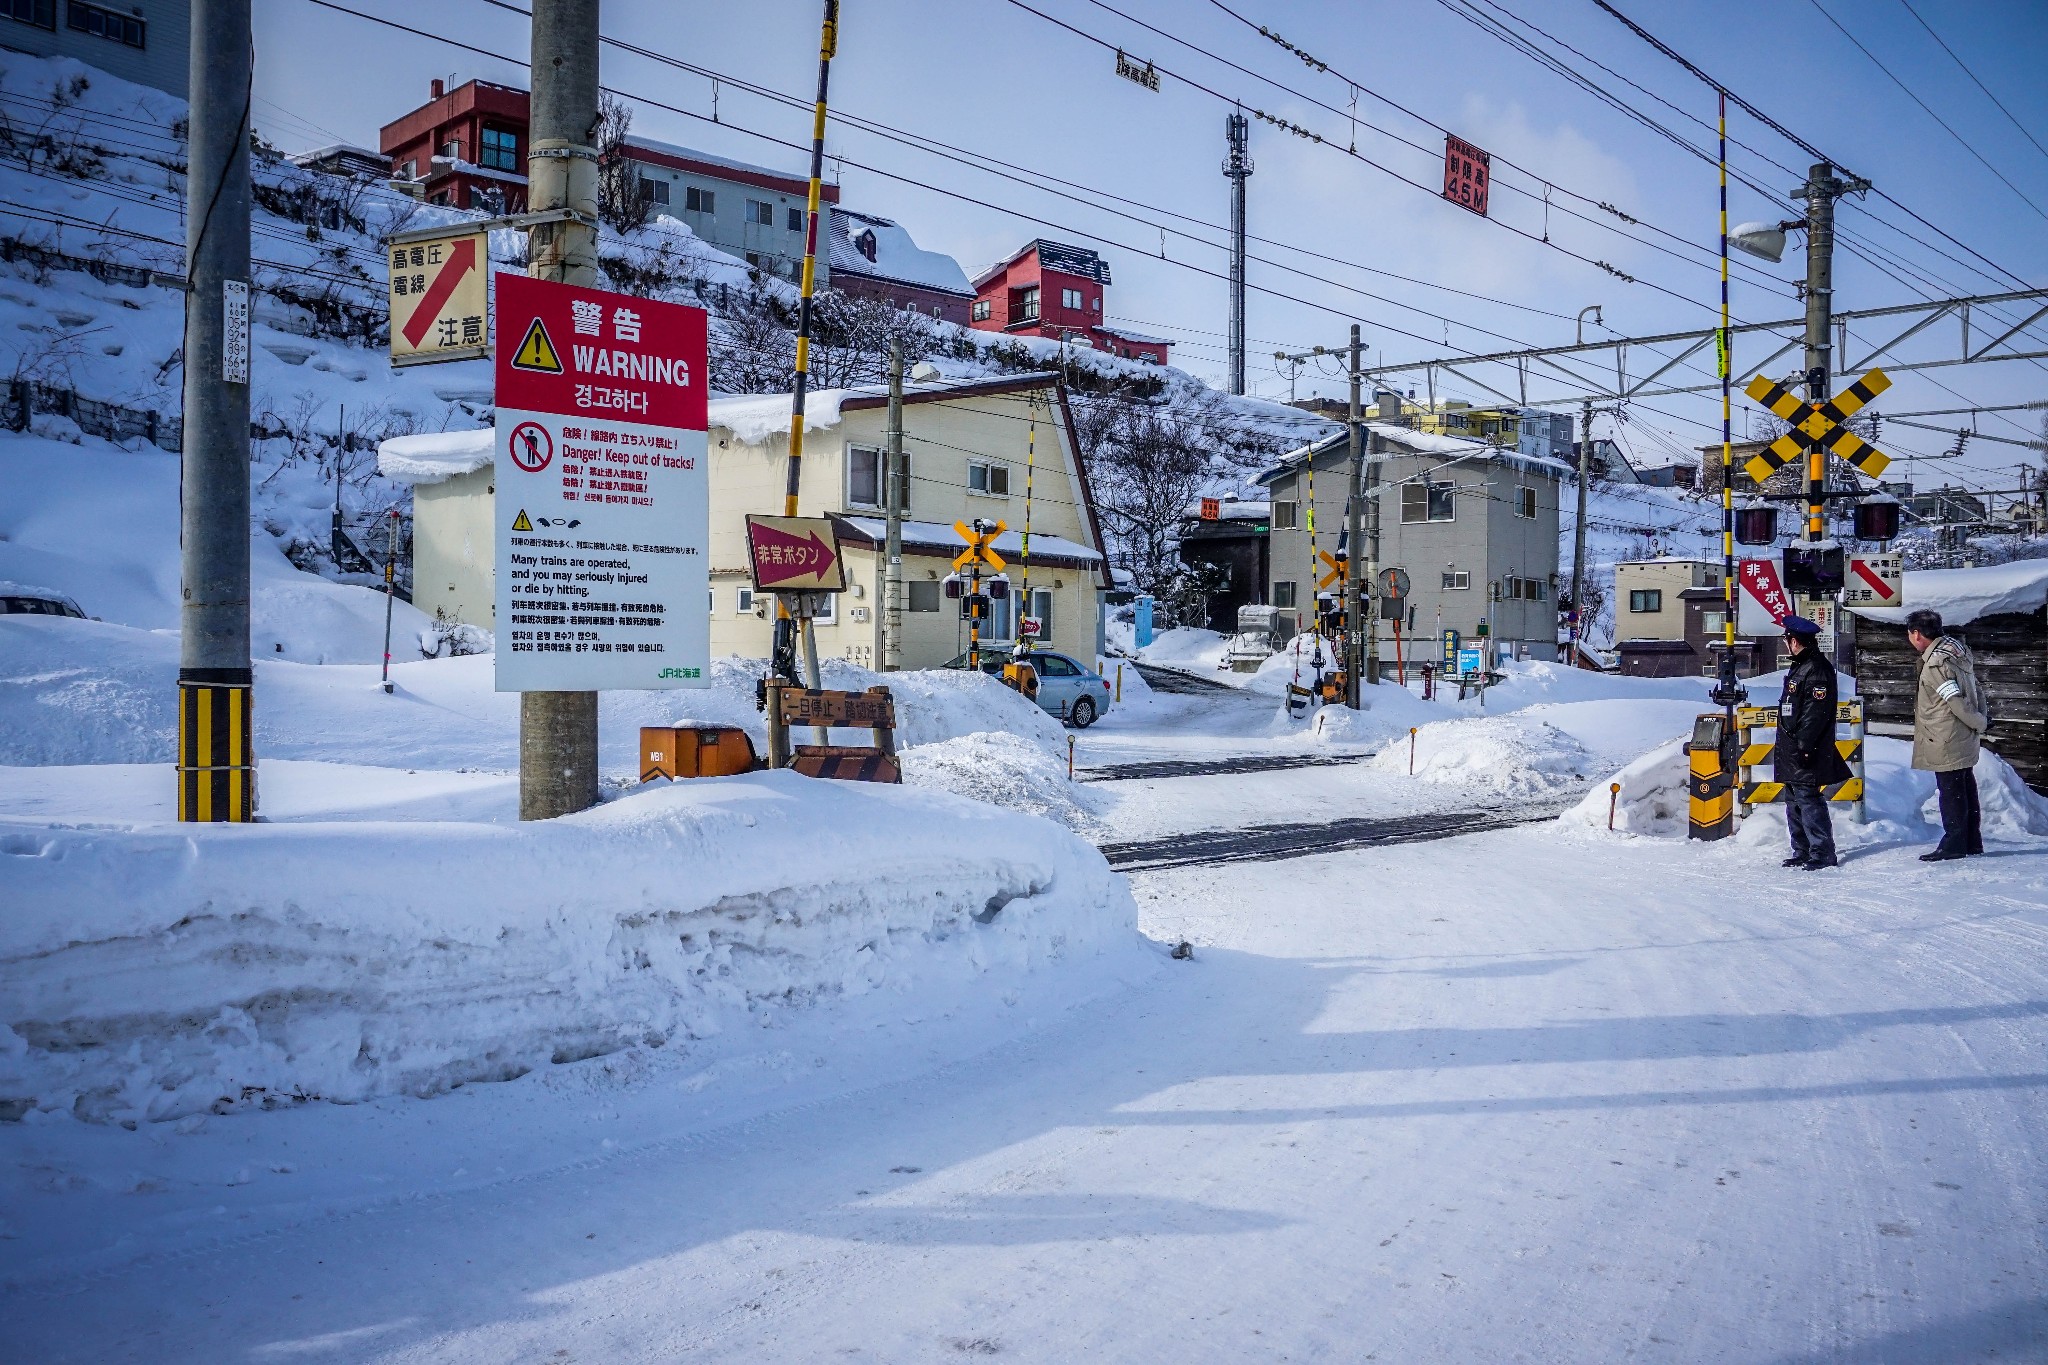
left=1741, top=368, right=1893, bottom=485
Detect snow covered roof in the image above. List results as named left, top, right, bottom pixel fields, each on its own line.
left=1182, top=498, right=1270, bottom=521
left=970, top=239, right=1112, bottom=290
left=1253, top=423, right=1570, bottom=485
left=378, top=428, right=494, bottom=486
left=711, top=372, right=1064, bottom=445
left=622, top=138, right=823, bottom=195
left=828, top=207, right=972, bottom=296
left=1095, top=322, right=1168, bottom=345
left=836, top=516, right=1102, bottom=567
left=1847, top=560, right=2048, bottom=627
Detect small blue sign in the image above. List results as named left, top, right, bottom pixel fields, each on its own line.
left=1456, top=646, right=1484, bottom=676
left=1134, top=594, right=1155, bottom=649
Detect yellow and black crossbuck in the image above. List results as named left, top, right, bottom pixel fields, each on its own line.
left=1741, top=368, right=1892, bottom=486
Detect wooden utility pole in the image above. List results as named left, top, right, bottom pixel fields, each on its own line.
left=883, top=341, right=905, bottom=670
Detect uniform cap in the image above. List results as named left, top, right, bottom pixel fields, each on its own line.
left=1780, top=613, right=1821, bottom=638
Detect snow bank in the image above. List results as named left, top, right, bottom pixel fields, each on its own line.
left=0, top=776, right=1143, bottom=1124
left=901, top=730, right=1106, bottom=830
left=1373, top=712, right=1595, bottom=797
left=1565, top=734, right=2048, bottom=851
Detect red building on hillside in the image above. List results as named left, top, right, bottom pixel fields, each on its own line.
left=968, top=240, right=1169, bottom=364
left=379, top=79, right=531, bottom=213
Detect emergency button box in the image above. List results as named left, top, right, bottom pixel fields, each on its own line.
left=640, top=725, right=760, bottom=783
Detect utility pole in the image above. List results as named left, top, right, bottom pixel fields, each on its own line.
left=1223, top=108, right=1252, bottom=396
left=1797, top=160, right=1867, bottom=543
left=883, top=340, right=905, bottom=671
left=1570, top=398, right=1592, bottom=668
left=176, top=0, right=255, bottom=822
left=1344, top=324, right=1363, bottom=706
left=519, top=0, right=601, bottom=821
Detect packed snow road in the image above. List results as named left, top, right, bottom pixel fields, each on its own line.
left=9, top=814, right=2047, bottom=1361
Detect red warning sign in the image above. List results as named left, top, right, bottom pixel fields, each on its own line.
left=494, top=273, right=706, bottom=428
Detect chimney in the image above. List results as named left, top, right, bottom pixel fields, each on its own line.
left=1374, top=388, right=1404, bottom=422
left=430, top=78, right=445, bottom=100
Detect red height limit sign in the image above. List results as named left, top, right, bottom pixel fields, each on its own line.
left=1441, top=134, right=1491, bottom=217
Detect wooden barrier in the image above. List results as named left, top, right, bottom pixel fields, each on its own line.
left=767, top=684, right=900, bottom=784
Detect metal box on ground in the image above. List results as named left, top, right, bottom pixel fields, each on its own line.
left=640, top=726, right=761, bottom=782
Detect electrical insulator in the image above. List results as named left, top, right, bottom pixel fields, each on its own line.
left=1735, top=504, right=1778, bottom=546
left=1854, top=497, right=1901, bottom=542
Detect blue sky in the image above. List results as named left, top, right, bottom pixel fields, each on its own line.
left=257, top=0, right=2048, bottom=488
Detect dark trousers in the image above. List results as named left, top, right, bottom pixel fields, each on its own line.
left=1785, top=784, right=1836, bottom=865
left=1935, top=766, right=1984, bottom=856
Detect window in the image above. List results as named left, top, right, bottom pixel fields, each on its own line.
left=66, top=0, right=141, bottom=45
left=640, top=177, right=670, bottom=205
left=1272, top=499, right=1298, bottom=530
left=909, top=580, right=941, bottom=612
left=811, top=592, right=836, bottom=626
left=1028, top=588, right=1053, bottom=640
left=1061, top=287, right=1084, bottom=310
left=1017, top=284, right=1040, bottom=320
left=968, top=461, right=1009, bottom=496
left=1701, top=610, right=1726, bottom=635
left=1504, top=577, right=1547, bottom=601
left=1516, top=485, right=1538, bottom=518
left=971, top=300, right=991, bottom=322
left=736, top=587, right=757, bottom=614
left=1629, top=589, right=1663, bottom=613
left=848, top=445, right=909, bottom=509
left=1401, top=481, right=1455, bottom=523
left=1093, top=295, right=1102, bottom=312
left=6, top=0, right=54, bottom=29
left=1273, top=580, right=1298, bottom=608
left=685, top=186, right=714, bottom=214
left=787, top=207, right=804, bottom=232
left=479, top=127, right=518, bottom=171
left=746, top=199, right=775, bottom=226
left=988, top=593, right=1013, bottom=640
left=439, top=139, right=463, bottom=161
left=1442, top=570, right=1471, bottom=590
left=1037, top=653, right=1079, bottom=676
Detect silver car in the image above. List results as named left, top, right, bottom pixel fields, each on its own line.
left=945, top=650, right=1114, bottom=728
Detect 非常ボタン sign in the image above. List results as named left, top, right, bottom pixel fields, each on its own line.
left=1842, top=551, right=1903, bottom=608
left=388, top=231, right=487, bottom=367
left=1441, top=134, right=1491, bottom=216
left=492, top=272, right=709, bottom=693
left=1736, top=556, right=1792, bottom=636
left=1742, top=368, right=1893, bottom=485
left=745, top=515, right=845, bottom=592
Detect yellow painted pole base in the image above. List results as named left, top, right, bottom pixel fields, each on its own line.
left=177, top=680, right=256, bottom=822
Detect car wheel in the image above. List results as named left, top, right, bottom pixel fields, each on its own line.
left=1069, top=696, right=1097, bottom=729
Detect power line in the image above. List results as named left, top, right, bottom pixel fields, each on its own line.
left=1806, top=0, right=2048, bottom=225
left=1895, top=0, right=2048, bottom=166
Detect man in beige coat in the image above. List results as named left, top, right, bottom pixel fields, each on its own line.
left=1905, top=608, right=1989, bottom=861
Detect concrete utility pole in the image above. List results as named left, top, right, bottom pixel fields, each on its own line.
left=1344, top=324, right=1363, bottom=706
left=883, top=341, right=905, bottom=671
left=519, top=0, right=601, bottom=821
left=1223, top=108, right=1252, bottom=396
left=176, top=0, right=255, bottom=822
left=1799, top=160, right=1859, bottom=544
left=1570, top=397, right=1593, bottom=668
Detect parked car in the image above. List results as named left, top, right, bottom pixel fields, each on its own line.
left=943, top=648, right=1114, bottom=728
left=0, top=583, right=85, bottom=618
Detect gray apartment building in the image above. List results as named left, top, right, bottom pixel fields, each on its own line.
left=1256, top=415, right=1565, bottom=665
left=2, top=0, right=188, bottom=98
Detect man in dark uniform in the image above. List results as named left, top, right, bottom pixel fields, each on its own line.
left=1774, top=614, right=1853, bottom=870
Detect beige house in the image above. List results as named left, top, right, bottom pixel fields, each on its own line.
left=1614, top=558, right=1722, bottom=641
left=380, top=371, right=1111, bottom=671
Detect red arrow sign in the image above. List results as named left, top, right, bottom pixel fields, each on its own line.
left=400, top=236, right=478, bottom=347
left=1850, top=558, right=1896, bottom=601
left=750, top=521, right=838, bottom=587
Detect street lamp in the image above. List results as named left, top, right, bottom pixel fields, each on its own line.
left=1729, top=219, right=1800, bottom=265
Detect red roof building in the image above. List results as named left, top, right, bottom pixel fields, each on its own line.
left=968, top=240, right=1169, bottom=364
left=379, top=79, right=531, bottom=213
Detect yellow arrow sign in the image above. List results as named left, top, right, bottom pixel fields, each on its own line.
left=1317, top=550, right=1347, bottom=590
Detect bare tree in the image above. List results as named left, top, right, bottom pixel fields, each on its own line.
left=594, top=94, right=653, bottom=234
